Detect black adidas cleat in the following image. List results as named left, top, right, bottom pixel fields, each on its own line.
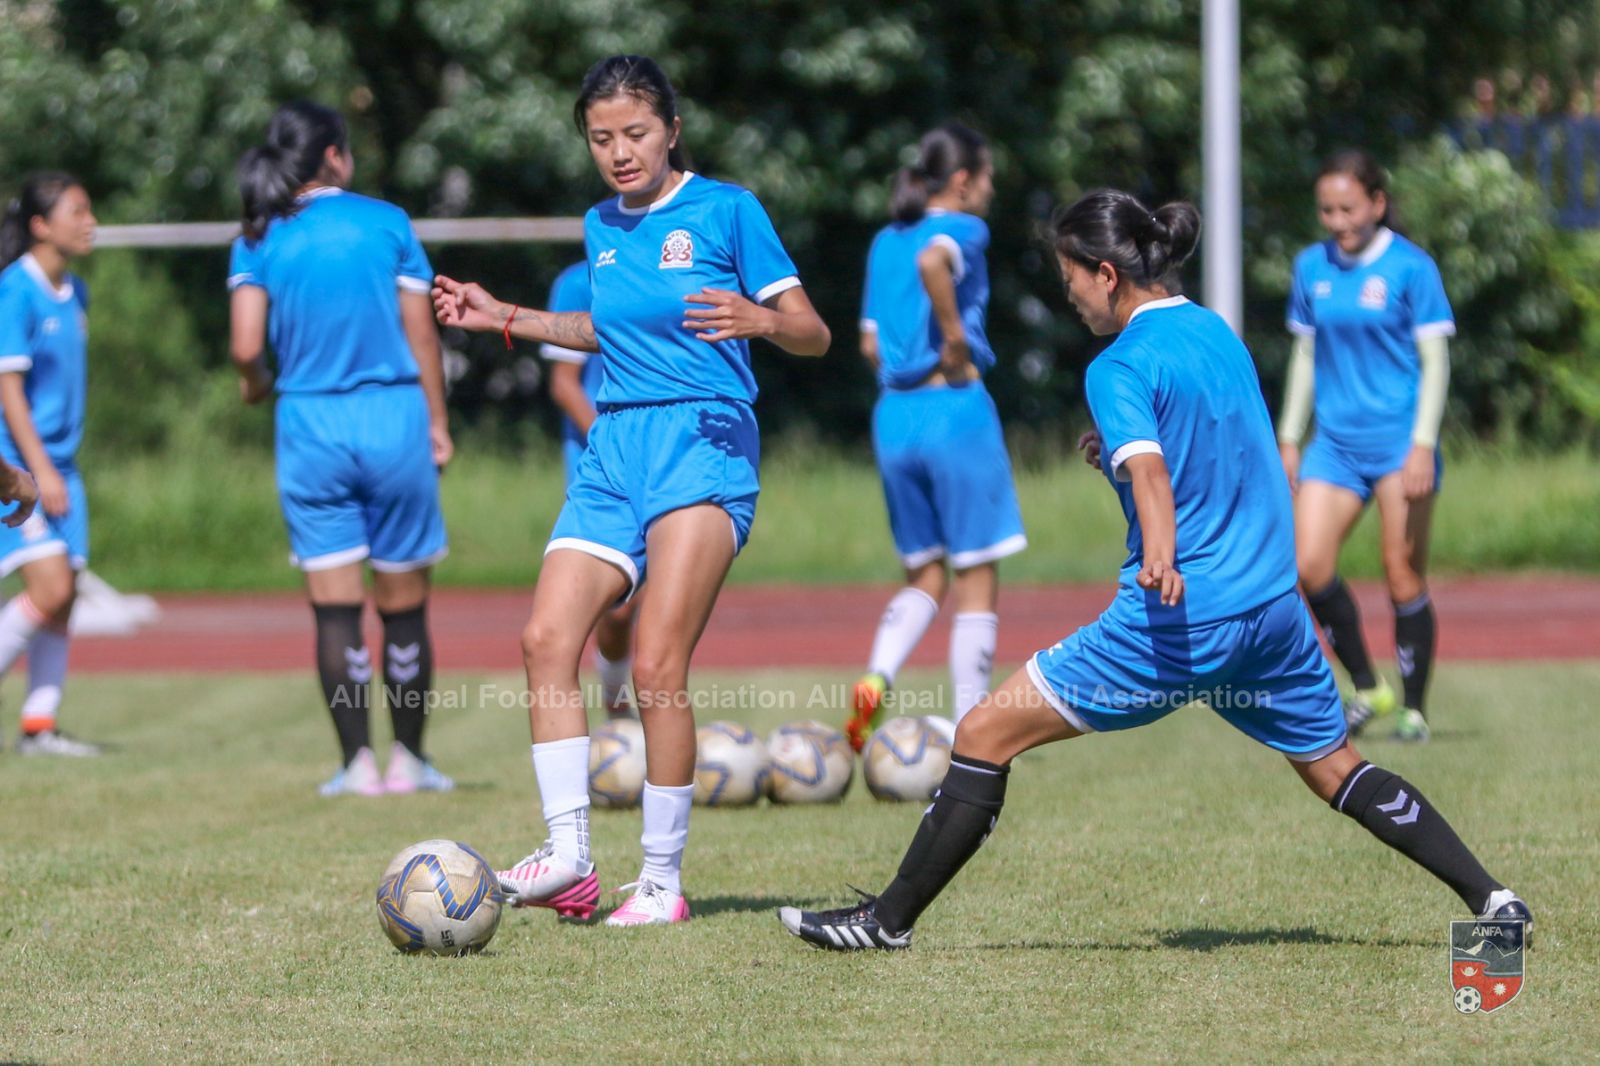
left=778, top=890, right=911, bottom=951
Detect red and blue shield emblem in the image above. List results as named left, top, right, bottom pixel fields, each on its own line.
left=1450, top=919, right=1526, bottom=1014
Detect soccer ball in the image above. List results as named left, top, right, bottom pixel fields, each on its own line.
left=862, top=716, right=952, bottom=801
left=375, top=839, right=502, bottom=956
left=1454, top=985, right=1482, bottom=1014
left=694, top=720, right=769, bottom=806
left=590, top=717, right=647, bottom=808
left=766, top=719, right=854, bottom=803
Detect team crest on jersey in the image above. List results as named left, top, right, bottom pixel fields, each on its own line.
left=1313, top=281, right=1333, bottom=299
left=1359, top=276, right=1388, bottom=311
left=1450, top=920, right=1526, bottom=1014
left=659, top=229, right=694, bottom=270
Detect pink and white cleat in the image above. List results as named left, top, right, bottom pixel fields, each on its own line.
left=496, top=843, right=600, bottom=920
left=604, top=879, right=691, bottom=926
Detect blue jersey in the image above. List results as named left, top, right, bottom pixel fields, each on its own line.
left=861, top=210, right=994, bottom=389
left=1085, top=297, right=1297, bottom=627
left=227, top=188, right=433, bottom=394
left=1286, top=228, right=1455, bottom=452
left=584, top=173, right=800, bottom=406
left=0, top=255, right=88, bottom=468
left=541, top=261, right=603, bottom=447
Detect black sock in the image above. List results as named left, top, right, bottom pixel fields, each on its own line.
left=313, top=603, right=370, bottom=766
left=875, top=754, right=1009, bottom=934
left=1394, top=592, right=1436, bottom=714
left=1332, top=760, right=1502, bottom=912
left=381, top=604, right=433, bottom=759
left=1306, top=578, right=1377, bottom=690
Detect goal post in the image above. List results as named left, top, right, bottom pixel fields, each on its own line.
left=93, top=218, right=586, bottom=249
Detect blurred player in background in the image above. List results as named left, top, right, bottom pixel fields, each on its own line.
left=228, top=101, right=455, bottom=796
left=0, top=173, right=100, bottom=756
left=844, top=123, right=1026, bottom=752
left=541, top=260, right=637, bottom=720
left=435, top=54, right=829, bottom=926
left=1279, top=150, right=1453, bottom=743
left=781, top=189, right=1528, bottom=950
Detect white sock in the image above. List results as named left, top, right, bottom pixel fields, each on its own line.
left=0, top=593, right=46, bottom=676
left=867, top=587, right=940, bottom=684
left=595, top=649, right=632, bottom=713
left=21, top=626, right=69, bottom=733
left=638, top=781, right=694, bottom=894
left=950, top=611, right=999, bottom=723
left=531, top=737, right=593, bottom=868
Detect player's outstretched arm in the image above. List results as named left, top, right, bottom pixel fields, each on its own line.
left=432, top=275, right=599, bottom=353
left=1123, top=451, right=1184, bottom=606
left=682, top=285, right=830, bottom=356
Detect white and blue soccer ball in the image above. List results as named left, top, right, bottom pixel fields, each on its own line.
left=376, top=839, right=502, bottom=955
left=766, top=719, right=854, bottom=803
left=862, top=716, right=952, bottom=801
left=589, top=717, right=647, bottom=808
left=693, top=720, right=769, bottom=806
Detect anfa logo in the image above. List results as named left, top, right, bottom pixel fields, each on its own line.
left=1450, top=920, right=1526, bottom=1014
left=660, top=229, right=694, bottom=270
left=1359, top=276, right=1388, bottom=311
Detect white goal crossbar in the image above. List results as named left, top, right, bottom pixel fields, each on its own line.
left=94, top=217, right=585, bottom=249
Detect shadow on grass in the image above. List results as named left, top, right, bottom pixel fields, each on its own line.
left=952, top=926, right=1432, bottom=952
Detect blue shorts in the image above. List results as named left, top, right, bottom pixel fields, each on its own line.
left=548, top=399, right=759, bottom=594
left=1026, top=588, right=1346, bottom=760
left=1301, top=436, right=1442, bottom=503
left=275, top=385, right=448, bottom=572
left=0, top=465, right=88, bottom=576
left=872, top=383, right=1027, bottom=569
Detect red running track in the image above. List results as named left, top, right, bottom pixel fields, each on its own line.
left=69, top=576, right=1599, bottom=674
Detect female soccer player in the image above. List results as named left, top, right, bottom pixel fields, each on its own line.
left=0, top=173, right=101, bottom=756
left=779, top=190, right=1529, bottom=950
left=435, top=55, right=829, bottom=925
left=843, top=123, right=1026, bottom=752
left=541, top=259, right=636, bottom=719
left=229, top=102, right=454, bottom=796
left=1279, top=150, right=1453, bottom=743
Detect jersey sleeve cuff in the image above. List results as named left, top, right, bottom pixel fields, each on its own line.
left=397, top=276, right=432, bottom=293
left=928, top=234, right=967, bottom=282
left=539, top=343, right=589, bottom=365
left=1109, top=440, right=1163, bottom=482
left=859, top=318, right=878, bottom=333
left=754, top=276, right=802, bottom=304
left=0, top=355, right=34, bottom=373
left=1413, top=320, right=1456, bottom=340
left=1286, top=319, right=1316, bottom=337
left=226, top=273, right=261, bottom=291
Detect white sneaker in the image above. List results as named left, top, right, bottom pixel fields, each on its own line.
left=318, top=746, right=384, bottom=797
left=382, top=742, right=455, bottom=793
left=605, top=879, right=691, bottom=926
left=16, top=729, right=102, bottom=757
left=497, top=843, right=600, bottom=919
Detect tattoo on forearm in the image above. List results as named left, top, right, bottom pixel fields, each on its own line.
left=510, top=308, right=598, bottom=351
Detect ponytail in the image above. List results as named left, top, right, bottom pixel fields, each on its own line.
left=1, top=172, right=81, bottom=269
left=888, top=122, right=988, bottom=224
left=237, top=101, right=348, bottom=242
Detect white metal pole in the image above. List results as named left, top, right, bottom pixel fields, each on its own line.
left=1202, top=0, right=1243, bottom=334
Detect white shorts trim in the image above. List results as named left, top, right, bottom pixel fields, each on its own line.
left=295, top=544, right=371, bottom=572
left=0, top=541, right=69, bottom=578
left=1026, top=655, right=1097, bottom=735
left=1413, top=321, right=1457, bottom=341
left=899, top=545, right=946, bottom=569
left=949, top=534, right=1028, bottom=570
left=545, top=537, right=641, bottom=593
left=754, top=276, right=802, bottom=304
left=1283, top=732, right=1350, bottom=765
left=1109, top=440, right=1163, bottom=482
left=370, top=546, right=450, bottom=573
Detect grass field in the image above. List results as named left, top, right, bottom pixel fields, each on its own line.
left=79, top=441, right=1600, bottom=592
left=2, top=661, right=1594, bottom=1062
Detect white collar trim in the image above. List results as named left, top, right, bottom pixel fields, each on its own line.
left=1334, top=226, right=1393, bottom=268
left=296, top=186, right=343, bottom=203
left=1127, top=295, right=1190, bottom=322
left=20, top=254, right=74, bottom=303
left=617, top=171, right=695, bottom=216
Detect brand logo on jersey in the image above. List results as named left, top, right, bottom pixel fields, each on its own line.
left=1450, top=919, right=1525, bottom=1014
left=1313, top=281, right=1333, bottom=299
left=1359, top=276, right=1388, bottom=311
left=660, top=229, right=694, bottom=270
left=595, top=249, right=617, bottom=268
left=41, top=317, right=60, bottom=336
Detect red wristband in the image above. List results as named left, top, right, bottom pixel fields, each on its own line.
left=503, top=305, right=520, bottom=350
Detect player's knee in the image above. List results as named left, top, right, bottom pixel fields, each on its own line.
left=29, top=576, right=76, bottom=619
left=951, top=704, right=1008, bottom=763
left=630, top=646, right=687, bottom=697
left=1297, top=552, right=1336, bottom=594
left=520, top=616, right=580, bottom=674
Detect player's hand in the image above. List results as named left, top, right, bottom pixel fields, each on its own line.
left=36, top=466, right=68, bottom=518
left=433, top=275, right=506, bottom=333
left=938, top=334, right=973, bottom=385
left=1400, top=444, right=1435, bottom=500
left=1137, top=559, right=1184, bottom=606
left=1077, top=429, right=1103, bottom=469
left=682, top=288, right=774, bottom=343
left=1279, top=441, right=1301, bottom=496
left=431, top=420, right=454, bottom=470
left=0, top=464, right=37, bottom=528
left=239, top=362, right=274, bottom=405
